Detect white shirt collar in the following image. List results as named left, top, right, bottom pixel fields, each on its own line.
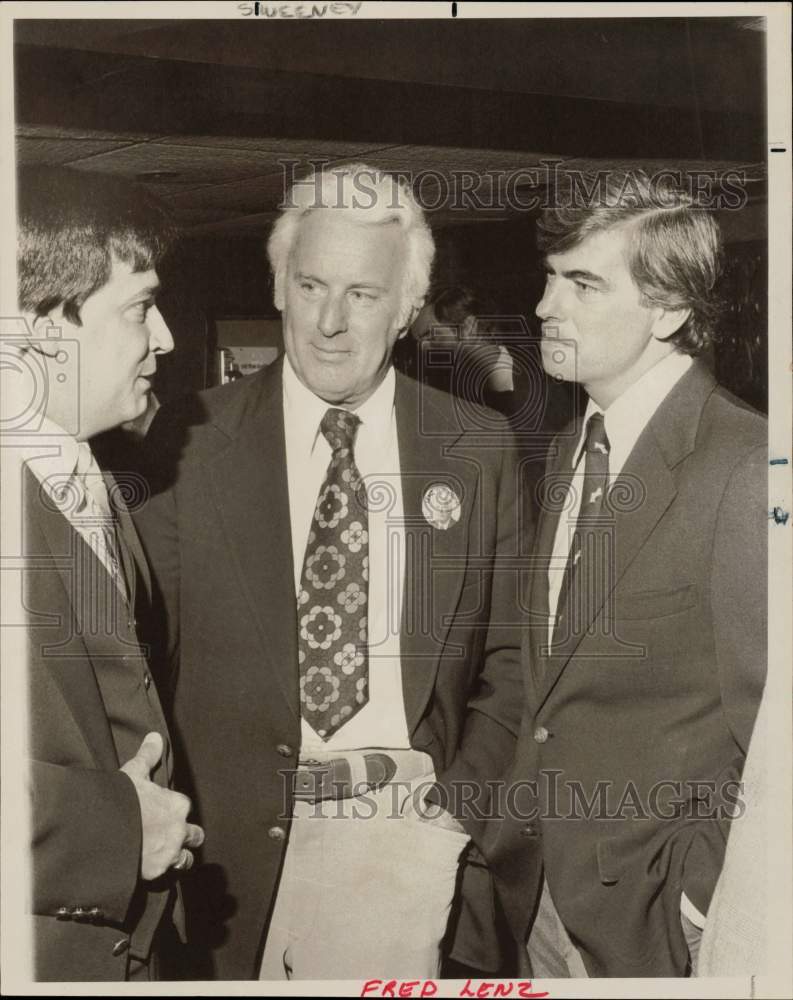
left=4, top=412, right=83, bottom=483
left=572, top=351, right=693, bottom=475
left=1, top=412, right=107, bottom=520
left=282, top=354, right=396, bottom=457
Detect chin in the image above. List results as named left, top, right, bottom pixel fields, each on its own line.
left=541, top=359, right=570, bottom=382
left=121, top=398, right=148, bottom=426
left=315, top=388, right=352, bottom=406
left=305, top=372, right=350, bottom=400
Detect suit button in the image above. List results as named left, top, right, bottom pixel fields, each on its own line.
left=112, top=938, right=130, bottom=957
left=268, top=826, right=286, bottom=842
left=533, top=726, right=550, bottom=744
left=72, top=907, right=88, bottom=921
left=276, top=744, right=293, bottom=758
left=520, top=822, right=539, bottom=838
left=88, top=907, right=101, bottom=921
left=55, top=907, right=69, bottom=920
left=143, top=672, right=152, bottom=690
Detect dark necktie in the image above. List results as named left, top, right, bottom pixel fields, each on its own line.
left=298, top=408, right=369, bottom=739
left=553, top=412, right=611, bottom=645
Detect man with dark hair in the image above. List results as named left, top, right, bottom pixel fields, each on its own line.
left=486, top=170, right=766, bottom=977
left=4, top=165, right=203, bottom=980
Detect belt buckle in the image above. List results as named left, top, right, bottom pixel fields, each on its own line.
left=291, top=753, right=398, bottom=804
left=292, top=761, right=331, bottom=802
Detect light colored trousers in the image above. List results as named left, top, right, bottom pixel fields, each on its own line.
left=259, top=751, right=470, bottom=980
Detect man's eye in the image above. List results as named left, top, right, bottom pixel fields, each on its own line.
left=299, top=280, right=321, bottom=296
left=349, top=290, right=376, bottom=303
left=128, top=302, right=151, bottom=322
left=574, top=281, right=597, bottom=295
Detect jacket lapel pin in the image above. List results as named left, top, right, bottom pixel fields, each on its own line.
left=422, top=483, right=461, bottom=530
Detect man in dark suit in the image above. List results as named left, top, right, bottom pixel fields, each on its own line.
left=5, top=167, right=204, bottom=981
left=135, top=162, right=523, bottom=980
left=486, top=169, right=766, bottom=977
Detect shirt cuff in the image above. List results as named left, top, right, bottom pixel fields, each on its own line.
left=680, top=890, right=707, bottom=929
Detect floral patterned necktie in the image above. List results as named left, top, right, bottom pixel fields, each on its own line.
left=298, top=408, right=369, bottom=739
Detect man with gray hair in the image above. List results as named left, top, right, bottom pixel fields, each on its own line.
left=135, top=163, right=523, bottom=980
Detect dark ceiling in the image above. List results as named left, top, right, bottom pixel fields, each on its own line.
left=14, top=16, right=767, bottom=237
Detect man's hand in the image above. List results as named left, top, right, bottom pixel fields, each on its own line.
left=120, top=732, right=205, bottom=880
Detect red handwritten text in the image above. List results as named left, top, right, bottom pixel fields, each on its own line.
left=459, top=982, right=549, bottom=999
left=359, top=981, right=549, bottom=999
left=361, top=981, right=438, bottom=998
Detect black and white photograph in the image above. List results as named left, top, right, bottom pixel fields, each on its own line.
left=1, top=2, right=791, bottom=996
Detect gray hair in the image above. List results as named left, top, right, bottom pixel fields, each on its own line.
left=267, top=162, right=435, bottom=329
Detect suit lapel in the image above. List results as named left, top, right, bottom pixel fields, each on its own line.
left=540, top=437, right=678, bottom=699
left=102, top=468, right=150, bottom=612
left=526, top=427, right=580, bottom=702
left=24, top=467, right=120, bottom=770
left=536, top=363, right=716, bottom=706
left=118, top=502, right=149, bottom=605
left=207, top=365, right=300, bottom=721
left=396, top=376, right=477, bottom=732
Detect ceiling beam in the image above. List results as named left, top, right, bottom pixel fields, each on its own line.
left=15, top=44, right=765, bottom=163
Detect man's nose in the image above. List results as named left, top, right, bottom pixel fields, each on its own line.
left=535, top=278, right=560, bottom=322
left=317, top=293, right=348, bottom=338
left=148, top=305, right=175, bottom=354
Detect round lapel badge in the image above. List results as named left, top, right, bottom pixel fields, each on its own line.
left=422, top=483, right=461, bottom=531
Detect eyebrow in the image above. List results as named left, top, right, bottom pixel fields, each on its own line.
left=543, top=261, right=612, bottom=289
left=122, top=284, right=160, bottom=307
left=295, top=271, right=388, bottom=292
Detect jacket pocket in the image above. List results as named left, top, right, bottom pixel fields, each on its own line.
left=608, top=584, right=697, bottom=621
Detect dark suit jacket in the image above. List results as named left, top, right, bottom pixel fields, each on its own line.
left=22, top=462, right=176, bottom=980
left=486, top=362, right=767, bottom=977
left=134, top=361, right=524, bottom=979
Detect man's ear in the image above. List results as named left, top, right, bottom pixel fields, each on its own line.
left=651, top=306, right=691, bottom=342
left=396, top=303, right=419, bottom=340
left=22, top=307, right=78, bottom=359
